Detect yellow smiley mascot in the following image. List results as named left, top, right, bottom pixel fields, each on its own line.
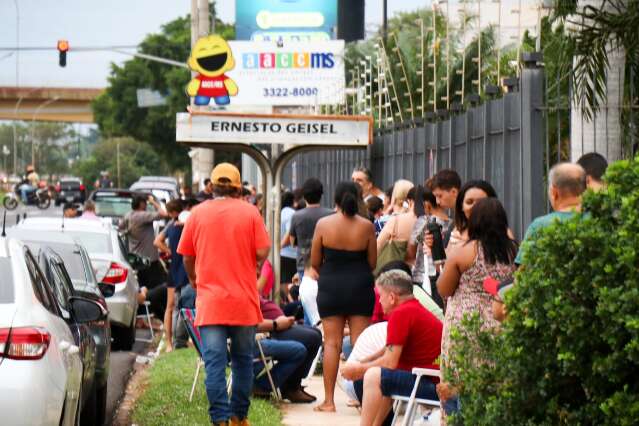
left=186, top=35, right=238, bottom=106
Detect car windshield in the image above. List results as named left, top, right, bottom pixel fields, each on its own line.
left=151, top=189, right=172, bottom=202
left=94, top=194, right=158, bottom=217
left=64, top=231, right=112, bottom=254
left=0, top=258, right=13, bottom=303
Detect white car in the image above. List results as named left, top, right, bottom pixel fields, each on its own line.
left=0, top=237, right=83, bottom=426
left=17, top=217, right=141, bottom=350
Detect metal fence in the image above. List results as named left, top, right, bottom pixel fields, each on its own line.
left=284, top=58, right=547, bottom=240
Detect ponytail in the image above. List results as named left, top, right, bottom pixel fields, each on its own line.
left=341, top=191, right=358, bottom=217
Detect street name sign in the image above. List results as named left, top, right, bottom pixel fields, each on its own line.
left=176, top=111, right=372, bottom=146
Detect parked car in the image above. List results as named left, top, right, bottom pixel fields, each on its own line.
left=55, top=177, right=86, bottom=206
left=0, top=237, right=103, bottom=426
left=16, top=218, right=141, bottom=350
left=129, top=181, right=179, bottom=205
left=138, top=175, right=179, bottom=191
left=88, top=188, right=166, bottom=233
left=8, top=229, right=111, bottom=425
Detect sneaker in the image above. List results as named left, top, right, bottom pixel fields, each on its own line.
left=230, top=417, right=250, bottom=426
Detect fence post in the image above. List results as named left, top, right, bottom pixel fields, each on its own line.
left=520, top=52, right=546, bottom=231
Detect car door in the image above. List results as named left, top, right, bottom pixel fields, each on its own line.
left=46, top=254, right=97, bottom=409
left=23, top=251, right=82, bottom=426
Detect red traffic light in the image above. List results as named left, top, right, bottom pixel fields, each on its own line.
left=57, top=40, right=69, bottom=52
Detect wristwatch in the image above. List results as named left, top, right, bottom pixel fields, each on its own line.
left=272, top=320, right=278, bottom=331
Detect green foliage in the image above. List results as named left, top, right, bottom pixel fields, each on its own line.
left=131, top=348, right=282, bottom=426
left=93, top=5, right=235, bottom=171
left=448, top=156, right=639, bottom=425
left=71, top=137, right=165, bottom=190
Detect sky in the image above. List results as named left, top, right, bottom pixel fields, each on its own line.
left=0, top=0, right=541, bottom=89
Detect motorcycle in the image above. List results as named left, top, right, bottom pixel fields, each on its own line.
left=3, top=185, right=51, bottom=210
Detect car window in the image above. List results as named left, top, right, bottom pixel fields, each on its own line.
left=24, top=250, right=58, bottom=315
left=64, top=231, right=112, bottom=254
left=47, top=243, right=96, bottom=290
left=94, top=194, right=158, bottom=216
left=117, top=234, right=128, bottom=257
left=48, top=262, right=73, bottom=319
left=151, top=190, right=172, bottom=202
left=0, top=258, right=14, bottom=303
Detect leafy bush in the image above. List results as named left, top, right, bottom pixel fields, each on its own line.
left=448, top=156, right=639, bottom=425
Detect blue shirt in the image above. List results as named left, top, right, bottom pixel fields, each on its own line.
left=165, top=221, right=189, bottom=289
left=515, top=211, right=577, bottom=265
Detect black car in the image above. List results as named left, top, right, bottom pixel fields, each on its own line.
left=55, top=177, right=86, bottom=206
left=10, top=229, right=111, bottom=426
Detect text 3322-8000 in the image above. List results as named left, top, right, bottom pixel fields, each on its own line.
left=263, top=87, right=319, bottom=97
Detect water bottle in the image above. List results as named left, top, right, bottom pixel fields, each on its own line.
left=427, top=221, right=446, bottom=263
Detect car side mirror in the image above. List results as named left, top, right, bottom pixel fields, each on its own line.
left=127, top=252, right=150, bottom=271
left=70, top=297, right=107, bottom=323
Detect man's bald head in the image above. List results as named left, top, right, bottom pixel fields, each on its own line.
left=549, top=162, right=587, bottom=198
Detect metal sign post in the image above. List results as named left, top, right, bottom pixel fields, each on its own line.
left=176, top=110, right=372, bottom=302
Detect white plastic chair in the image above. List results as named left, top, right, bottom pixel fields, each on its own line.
left=390, top=367, right=441, bottom=426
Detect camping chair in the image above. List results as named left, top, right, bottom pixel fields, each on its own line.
left=136, top=301, right=155, bottom=342
left=227, top=333, right=282, bottom=401
left=413, top=285, right=444, bottom=322
left=390, top=367, right=441, bottom=426
left=180, top=308, right=281, bottom=402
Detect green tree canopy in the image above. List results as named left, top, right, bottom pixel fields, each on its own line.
left=93, top=6, right=235, bottom=171
left=72, top=137, right=165, bottom=190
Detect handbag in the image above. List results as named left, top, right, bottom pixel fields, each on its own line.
left=374, top=216, right=408, bottom=277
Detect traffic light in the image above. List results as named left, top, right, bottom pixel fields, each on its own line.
left=57, top=40, right=69, bottom=67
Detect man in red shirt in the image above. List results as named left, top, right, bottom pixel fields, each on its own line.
left=178, top=163, right=270, bottom=426
left=341, top=270, right=443, bottom=426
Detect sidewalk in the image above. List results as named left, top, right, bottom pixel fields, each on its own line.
left=281, top=375, right=360, bottom=426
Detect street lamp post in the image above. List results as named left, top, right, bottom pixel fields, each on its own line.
left=30, top=97, right=59, bottom=168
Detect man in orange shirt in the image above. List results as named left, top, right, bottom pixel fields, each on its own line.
left=178, top=163, right=271, bottom=426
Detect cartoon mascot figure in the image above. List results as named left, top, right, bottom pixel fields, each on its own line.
left=186, top=35, right=238, bottom=106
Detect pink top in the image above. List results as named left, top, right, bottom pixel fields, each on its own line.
left=260, top=260, right=274, bottom=298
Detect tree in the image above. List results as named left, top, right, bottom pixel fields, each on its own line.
left=92, top=5, right=235, bottom=171
left=448, top=155, right=639, bottom=425
left=553, top=0, right=639, bottom=160
left=71, top=137, right=165, bottom=189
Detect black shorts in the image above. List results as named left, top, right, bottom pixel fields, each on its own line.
left=280, top=256, right=297, bottom=283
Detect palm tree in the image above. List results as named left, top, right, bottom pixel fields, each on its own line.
left=554, top=0, right=638, bottom=160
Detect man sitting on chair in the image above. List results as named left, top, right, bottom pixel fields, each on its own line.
left=341, top=270, right=443, bottom=426
left=256, top=297, right=322, bottom=403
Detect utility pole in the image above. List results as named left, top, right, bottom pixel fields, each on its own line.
left=116, top=141, right=121, bottom=187
left=190, top=0, right=214, bottom=190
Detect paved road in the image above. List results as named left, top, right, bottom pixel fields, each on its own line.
left=2, top=204, right=155, bottom=425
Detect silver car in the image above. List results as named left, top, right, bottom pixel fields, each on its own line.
left=0, top=237, right=83, bottom=426
left=17, top=217, right=140, bottom=350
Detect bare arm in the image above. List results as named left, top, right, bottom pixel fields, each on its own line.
left=406, top=241, right=417, bottom=265
left=257, top=272, right=268, bottom=293
left=437, top=249, right=463, bottom=298
left=153, top=230, right=170, bottom=255
left=310, top=222, right=324, bottom=272
left=281, top=232, right=291, bottom=248
left=341, top=345, right=404, bottom=381
left=148, top=197, right=168, bottom=218
left=358, top=346, right=386, bottom=363
left=183, top=255, right=196, bottom=288
left=256, top=247, right=270, bottom=264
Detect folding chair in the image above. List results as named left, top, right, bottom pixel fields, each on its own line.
left=136, top=301, right=155, bottom=342
left=227, top=334, right=282, bottom=401
left=180, top=308, right=205, bottom=402
left=180, top=308, right=281, bottom=402
left=390, top=367, right=441, bottom=426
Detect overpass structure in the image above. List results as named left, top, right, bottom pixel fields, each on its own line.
left=0, top=87, right=104, bottom=123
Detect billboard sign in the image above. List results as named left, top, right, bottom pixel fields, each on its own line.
left=236, top=0, right=337, bottom=42
left=186, top=36, right=345, bottom=106
left=176, top=112, right=372, bottom=147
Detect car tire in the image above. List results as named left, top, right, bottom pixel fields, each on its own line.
left=95, top=383, right=108, bottom=426
left=112, top=318, right=135, bottom=351
left=80, top=384, right=97, bottom=426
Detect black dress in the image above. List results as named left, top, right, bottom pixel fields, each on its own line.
left=317, top=247, right=375, bottom=318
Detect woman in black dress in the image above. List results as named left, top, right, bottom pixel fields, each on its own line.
left=311, top=181, right=377, bottom=412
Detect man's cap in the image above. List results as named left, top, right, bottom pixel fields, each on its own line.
left=211, top=163, right=242, bottom=188
left=483, top=277, right=514, bottom=300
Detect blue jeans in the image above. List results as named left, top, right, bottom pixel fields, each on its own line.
left=19, top=184, right=34, bottom=202
left=198, top=325, right=256, bottom=423
left=254, top=339, right=306, bottom=391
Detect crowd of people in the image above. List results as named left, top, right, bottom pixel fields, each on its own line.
left=126, top=151, right=608, bottom=426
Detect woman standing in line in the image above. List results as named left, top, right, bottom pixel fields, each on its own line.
left=311, top=181, right=377, bottom=412
left=436, top=197, right=518, bottom=420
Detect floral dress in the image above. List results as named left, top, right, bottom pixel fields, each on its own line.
left=440, top=243, right=516, bottom=380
